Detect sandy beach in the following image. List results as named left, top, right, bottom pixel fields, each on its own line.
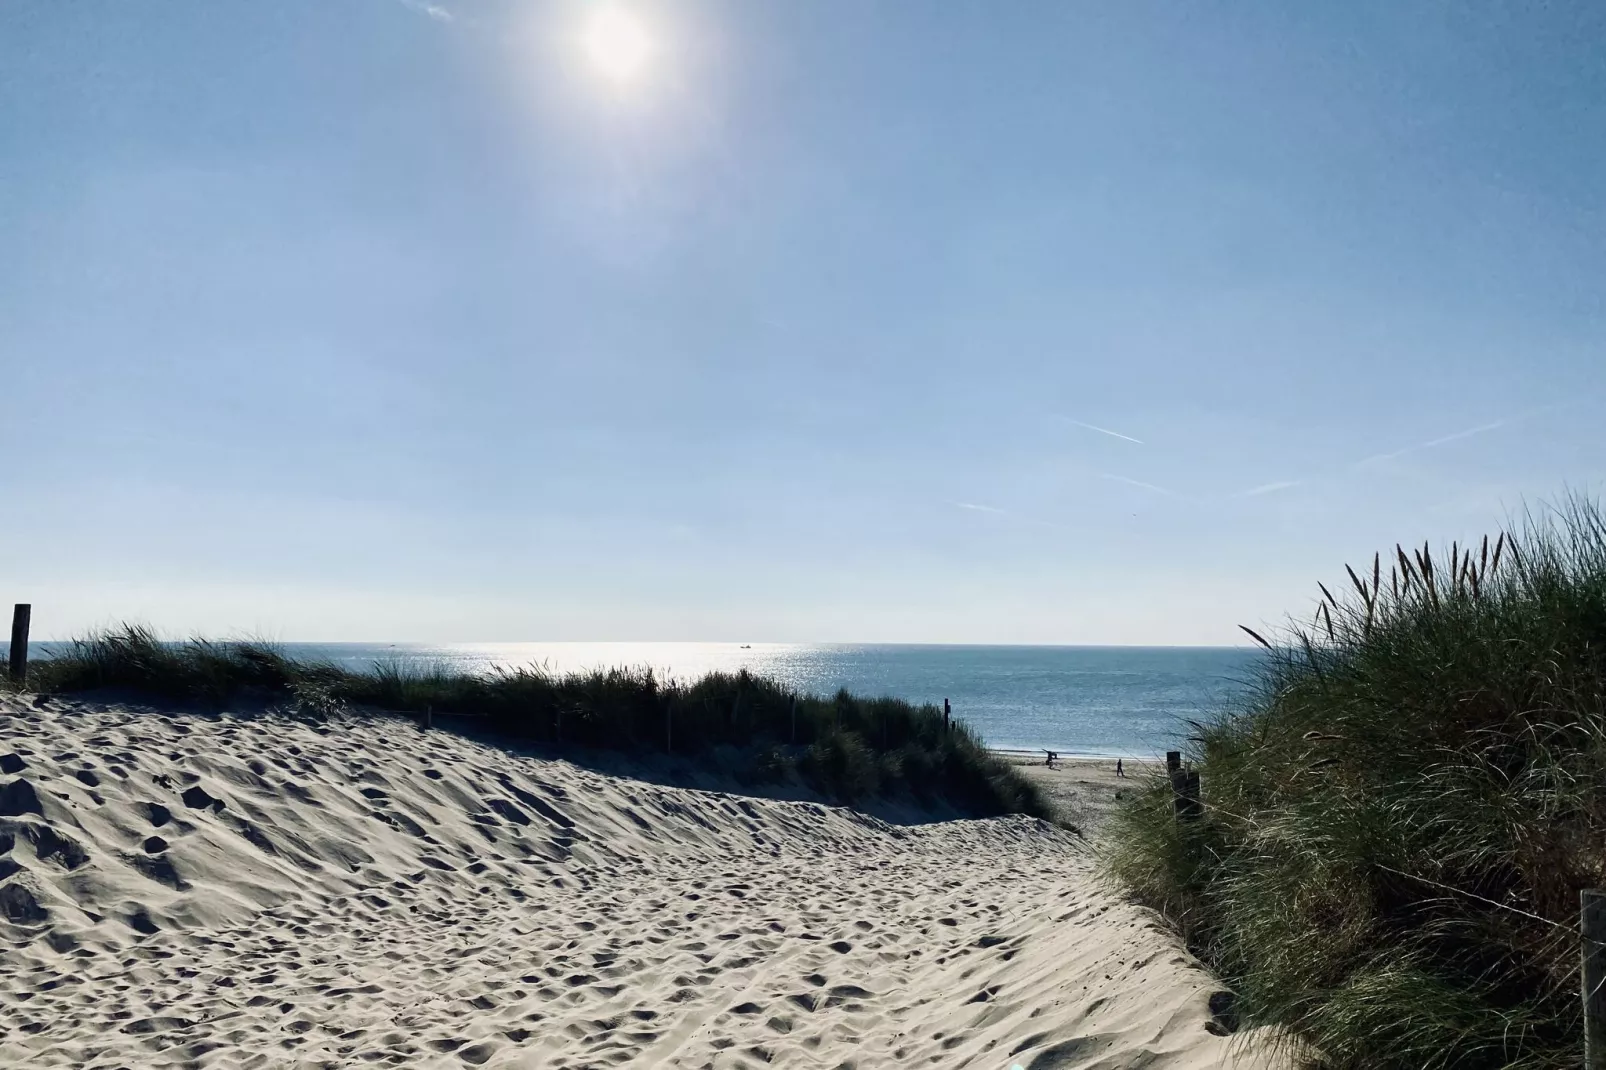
left=0, top=693, right=1277, bottom=1069
left=996, top=754, right=1159, bottom=834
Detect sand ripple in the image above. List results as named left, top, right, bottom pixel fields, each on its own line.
left=0, top=695, right=1279, bottom=1069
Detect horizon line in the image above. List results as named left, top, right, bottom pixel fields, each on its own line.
left=21, top=637, right=1266, bottom=650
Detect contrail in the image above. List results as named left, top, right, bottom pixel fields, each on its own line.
left=1421, top=420, right=1506, bottom=448
left=1066, top=419, right=1144, bottom=445
left=1356, top=418, right=1508, bottom=467
left=1236, top=480, right=1301, bottom=498
left=1100, top=473, right=1180, bottom=497
left=952, top=502, right=1006, bottom=514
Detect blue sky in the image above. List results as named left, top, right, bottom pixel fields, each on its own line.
left=3, top=1, right=1604, bottom=643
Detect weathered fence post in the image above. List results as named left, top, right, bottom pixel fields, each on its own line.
left=1167, top=751, right=1185, bottom=817
left=665, top=699, right=673, bottom=753
left=943, top=698, right=951, bottom=734
left=1169, top=750, right=1200, bottom=821
left=1583, top=889, right=1606, bottom=1069
left=422, top=704, right=432, bottom=731
left=8, top=604, right=29, bottom=686
left=1179, top=769, right=1202, bottom=820
left=789, top=694, right=797, bottom=744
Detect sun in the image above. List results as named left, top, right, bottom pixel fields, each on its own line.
left=583, top=8, right=653, bottom=84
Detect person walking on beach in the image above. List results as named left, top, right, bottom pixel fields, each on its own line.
left=1115, top=759, right=1125, bottom=778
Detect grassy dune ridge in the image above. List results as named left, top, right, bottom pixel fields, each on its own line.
left=13, top=626, right=1049, bottom=820
left=1103, top=497, right=1606, bottom=1070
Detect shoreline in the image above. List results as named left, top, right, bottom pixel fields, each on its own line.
left=988, top=744, right=1164, bottom=762
left=995, top=752, right=1161, bottom=832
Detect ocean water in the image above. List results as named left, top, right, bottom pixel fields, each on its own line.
left=268, top=643, right=1265, bottom=759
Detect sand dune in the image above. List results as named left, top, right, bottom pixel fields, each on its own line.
left=0, top=693, right=1281, bottom=1069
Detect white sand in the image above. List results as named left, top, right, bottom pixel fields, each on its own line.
left=0, top=694, right=1282, bottom=1069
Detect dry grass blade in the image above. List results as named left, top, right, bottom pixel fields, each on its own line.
left=1347, top=562, right=1378, bottom=633
left=1418, top=542, right=1440, bottom=608
left=1345, top=563, right=1369, bottom=603
left=1398, top=544, right=1417, bottom=592
left=1298, top=631, right=1326, bottom=687
left=1239, top=624, right=1275, bottom=650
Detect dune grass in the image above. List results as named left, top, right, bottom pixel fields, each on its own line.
left=14, top=626, right=1048, bottom=820
left=1102, top=496, right=1606, bottom=1070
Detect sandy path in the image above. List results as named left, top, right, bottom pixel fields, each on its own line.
left=0, top=694, right=1278, bottom=1069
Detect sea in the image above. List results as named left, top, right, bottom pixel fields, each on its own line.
left=260, top=643, right=1265, bottom=759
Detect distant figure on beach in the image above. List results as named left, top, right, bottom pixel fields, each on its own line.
left=1044, top=750, right=1058, bottom=768
left=1115, top=759, right=1125, bottom=778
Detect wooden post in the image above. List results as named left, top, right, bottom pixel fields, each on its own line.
left=665, top=700, right=673, bottom=753
left=8, top=604, right=29, bottom=687
left=1174, top=768, right=1202, bottom=821
left=1584, top=889, right=1606, bottom=1069
left=943, top=698, right=951, bottom=734
left=422, top=704, right=432, bottom=731
left=789, top=694, right=797, bottom=744
left=1167, top=752, right=1185, bottom=817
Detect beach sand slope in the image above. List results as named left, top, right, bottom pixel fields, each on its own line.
left=0, top=695, right=1281, bottom=1069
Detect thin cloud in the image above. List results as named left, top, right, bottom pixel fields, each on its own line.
left=1099, top=473, right=1181, bottom=498
left=1236, top=479, right=1301, bottom=498
left=1064, top=418, right=1144, bottom=445
left=396, top=0, right=454, bottom=21
left=952, top=501, right=1006, bottom=514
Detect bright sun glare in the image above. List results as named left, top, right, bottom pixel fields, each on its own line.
left=583, top=8, right=652, bottom=84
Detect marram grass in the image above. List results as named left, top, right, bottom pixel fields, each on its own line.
left=14, top=626, right=1049, bottom=821
left=1102, top=496, right=1606, bottom=1070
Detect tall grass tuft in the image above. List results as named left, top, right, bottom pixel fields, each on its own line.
left=1103, top=495, right=1606, bottom=1070
left=22, top=628, right=1048, bottom=820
